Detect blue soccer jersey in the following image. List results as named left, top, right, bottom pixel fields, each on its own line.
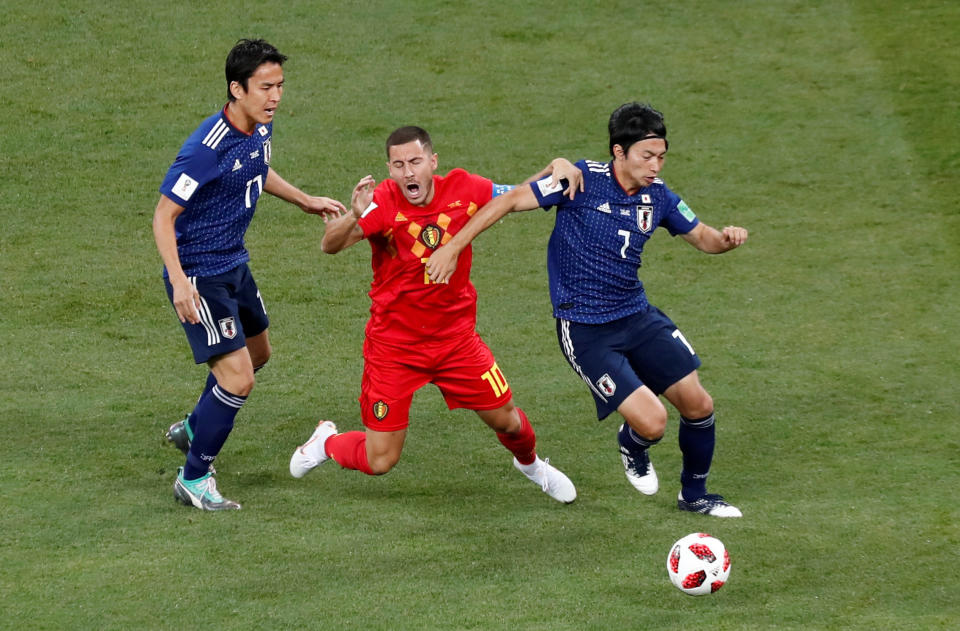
left=159, top=107, right=273, bottom=277
left=530, top=159, right=699, bottom=324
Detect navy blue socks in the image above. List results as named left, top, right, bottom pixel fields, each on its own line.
left=678, top=413, right=716, bottom=501
left=183, top=384, right=247, bottom=480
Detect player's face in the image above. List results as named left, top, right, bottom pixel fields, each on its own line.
left=387, top=140, right=438, bottom=206
left=613, top=138, right=667, bottom=194
left=229, top=62, right=284, bottom=132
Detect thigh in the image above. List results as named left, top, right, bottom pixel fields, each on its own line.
left=359, top=337, right=430, bottom=432
left=432, top=332, right=513, bottom=412
left=234, top=264, right=270, bottom=338
left=165, top=270, right=248, bottom=364
left=623, top=308, right=702, bottom=395
left=556, top=318, right=643, bottom=420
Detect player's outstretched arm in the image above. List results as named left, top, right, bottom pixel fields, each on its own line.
left=426, top=184, right=540, bottom=284
left=265, top=167, right=346, bottom=221
left=681, top=222, right=749, bottom=254
left=321, top=175, right=374, bottom=254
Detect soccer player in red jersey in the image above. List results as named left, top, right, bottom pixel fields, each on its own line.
left=289, top=126, right=577, bottom=503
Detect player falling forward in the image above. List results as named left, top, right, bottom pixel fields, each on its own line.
left=153, top=39, right=345, bottom=510
left=289, top=126, right=576, bottom=503
left=426, top=103, right=748, bottom=517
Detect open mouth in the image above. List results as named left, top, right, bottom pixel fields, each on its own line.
left=406, top=183, right=421, bottom=196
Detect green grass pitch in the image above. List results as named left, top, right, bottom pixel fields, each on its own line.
left=1, top=1, right=958, bottom=629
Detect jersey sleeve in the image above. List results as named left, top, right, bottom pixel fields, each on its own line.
left=660, top=187, right=700, bottom=236
left=357, top=184, right=391, bottom=237
left=159, top=141, right=221, bottom=206
left=528, top=160, right=589, bottom=208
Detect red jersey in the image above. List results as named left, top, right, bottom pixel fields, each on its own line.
left=358, top=168, right=493, bottom=344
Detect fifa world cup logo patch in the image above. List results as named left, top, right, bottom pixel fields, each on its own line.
left=420, top=224, right=442, bottom=249
left=373, top=400, right=389, bottom=420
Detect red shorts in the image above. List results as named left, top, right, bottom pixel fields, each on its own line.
left=359, top=331, right=513, bottom=432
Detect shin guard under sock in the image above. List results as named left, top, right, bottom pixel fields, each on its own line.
left=183, top=385, right=246, bottom=479
left=678, top=413, right=716, bottom=500
left=187, top=372, right=219, bottom=436
left=325, top=431, right=374, bottom=475
left=496, top=408, right=537, bottom=465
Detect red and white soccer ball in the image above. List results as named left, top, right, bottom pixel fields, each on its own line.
left=667, top=533, right=731, bottom=596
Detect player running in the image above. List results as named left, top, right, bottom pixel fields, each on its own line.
left=289, top=126, right=577, bottom=503
left=153, top=39, right=345, bottom=510
left=426, top=103, right=748, bottom=517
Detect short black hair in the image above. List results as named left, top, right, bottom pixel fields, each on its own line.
left=225, top=39, right=287, bottom=101
left=385, top=126, right=433, bottom=158
left=608, top=102, right=667, bottom=156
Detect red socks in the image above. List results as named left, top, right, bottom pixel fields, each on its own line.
left=496, top=407, right=537, bottom=465
left=325, top=431, right=374, bottom=475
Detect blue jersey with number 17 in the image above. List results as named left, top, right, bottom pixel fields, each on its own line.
left=159, top=107, right=273, bottom=278
left=529, top=159, right=700, bottom=324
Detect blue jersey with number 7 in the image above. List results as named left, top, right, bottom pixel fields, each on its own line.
left=529, top=159, right=699, bottom=324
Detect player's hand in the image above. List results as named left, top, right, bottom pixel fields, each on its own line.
left=351, top=175, right=376, bottom=218
left=171, top=277, right=202, bottom=325
left=302, top=196, right=347, bottom=222
left=426, top=244, right=458, bottom=284
left=720, top=226, right=748, bottom=249
left=550, top=158, right=584, bottom=200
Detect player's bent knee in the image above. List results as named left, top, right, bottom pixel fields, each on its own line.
left=367, top=454, right=398, bottom=475
left=680, top=393, right=713, bottom=420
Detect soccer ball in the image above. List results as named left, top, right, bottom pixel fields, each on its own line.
left=667, top=532, right=731, bottom=595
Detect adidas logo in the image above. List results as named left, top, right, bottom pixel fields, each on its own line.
left=232, top=159, right=242, bottom=172
left=597, top=202, right=611, bottom=214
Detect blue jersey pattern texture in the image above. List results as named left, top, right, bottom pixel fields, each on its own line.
left=159, top=108, right=273, bottom=278
left=530, top=159, right=699, bottom=324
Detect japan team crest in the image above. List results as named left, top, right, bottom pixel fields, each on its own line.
left=420, top=224, right=442, bottom=249
left=262, top=138, right=271, bottom=165
left=373, top=400, right=389, bottom=420
left=637, top=205, right=654, bottom=233
left=218, top=317, right=238, bottom=340
left=596, top=373, right=617, bottom=397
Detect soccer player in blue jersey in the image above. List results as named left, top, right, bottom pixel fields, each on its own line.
left=152, top=39, right=345, bottom=510
left=426, top=102, right=748, bottom=517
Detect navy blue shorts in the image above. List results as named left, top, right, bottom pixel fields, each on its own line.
left=164, top=263, right=269, bottom=364
left=555, top=307, right=701, bottom=420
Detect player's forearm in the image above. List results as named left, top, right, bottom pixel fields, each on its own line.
left=152, top=199, right=188, bottom=282
left=320, top=213, right=362, bottom=254
left=444, top=187, right=526, bottom=254
left=265, top=167, right=307, bottom=208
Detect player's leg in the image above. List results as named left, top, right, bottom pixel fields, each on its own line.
left=437, top=333, right=575, bottom=503
left=475, top=401, right=577, bottom=504
left=615, top=386, right=667, bottom=495
left=290, top=336, right=421, bottom=478
left=661, top=371, right=739, bottom=517
left=163, top=269, right=255, bottom=510
left=556, top=317, right=656, bottom=496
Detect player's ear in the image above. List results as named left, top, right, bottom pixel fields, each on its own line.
left=229, top=80, right=245, bottom=100
left=430, top=153, right=438, bottom=170
left=612, top=144, right=625, bottom=161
